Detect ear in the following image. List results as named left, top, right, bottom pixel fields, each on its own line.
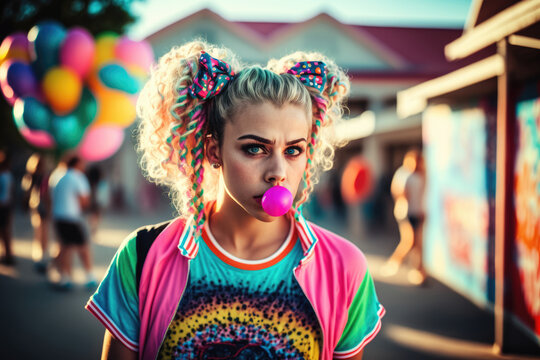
left=205, top=136, right=221, bottom=166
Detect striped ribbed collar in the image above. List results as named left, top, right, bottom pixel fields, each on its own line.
left=177, top=207, right=319, bottom=264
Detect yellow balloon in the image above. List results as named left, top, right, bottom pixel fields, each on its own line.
left=42, top=67, right=82, bottom=115
left=93, top=89, right=136, bottom=128
left=126, top=64, right=145, bottom=78
left=94, top=33, right=118, bottom=69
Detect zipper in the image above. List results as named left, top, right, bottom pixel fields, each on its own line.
left=293, top=263, right=325, bottom=359
left=154, top=259, right=191, bottom=360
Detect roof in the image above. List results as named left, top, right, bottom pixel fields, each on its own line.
left=351, top=26, right=464, bottom=73
left=398, top=0, right=540, bottom=118
left=147, top=8, right=484, bottom=78
left=465, top=0, right=516, bottom=31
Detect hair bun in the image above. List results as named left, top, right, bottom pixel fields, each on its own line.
left=266, top=51, right=350, bottom=107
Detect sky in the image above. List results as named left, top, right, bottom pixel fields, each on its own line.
left=127, top=0, right=473, bottom=40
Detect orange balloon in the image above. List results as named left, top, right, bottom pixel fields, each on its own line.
left=0, top=33, right=30, bottom=65
left=92, top=88, right=136, bottom=128
left=87, top=69, right=107, bottom=95
left=42, top=67, right=82, bottom=115
left=1, top=49, right=30, bottom=65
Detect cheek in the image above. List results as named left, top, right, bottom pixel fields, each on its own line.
left=223, top=153, right=257, bottom=184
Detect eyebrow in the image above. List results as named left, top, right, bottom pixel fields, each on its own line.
left=237, top=134, right=307, bottom=145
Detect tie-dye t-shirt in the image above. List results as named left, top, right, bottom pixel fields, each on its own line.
left=157, top=220, right=322, bottom=359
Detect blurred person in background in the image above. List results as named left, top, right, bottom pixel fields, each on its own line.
left=51, top=155, right=96, bottom=290
left=21, top=153, right=52, bottom=273
left=0, top=149, right=14, bottom=266
left=86, top=164, right=107, bottom=235
left=48, top=157, right=67, bottom=189
left=381, top=149, right=427, bottom=285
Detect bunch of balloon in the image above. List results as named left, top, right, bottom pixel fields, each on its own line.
left=0, top=21, right=154, bottom=161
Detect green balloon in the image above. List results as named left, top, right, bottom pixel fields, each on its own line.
left=74, top=87, right=98, bottom=128
left=13, top=97, right=52, bottom=132
left=51, top=114, right=84, bottom=150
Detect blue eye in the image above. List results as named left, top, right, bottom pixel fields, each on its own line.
left=286, top=147, right=302, bottom=156
left=242, top=144, right=264, bottom=155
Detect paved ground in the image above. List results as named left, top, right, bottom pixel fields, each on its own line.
left=0, top=209, right=539, bottom=359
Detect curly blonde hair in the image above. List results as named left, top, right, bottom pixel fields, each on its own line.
left=137, top=41, right=241, bottom=225
left=267, top=51, right=350, bottom=206
left=137, top=41, right=349, bottom=233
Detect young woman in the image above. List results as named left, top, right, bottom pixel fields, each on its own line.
left=86, top=41, right=384, bottom=360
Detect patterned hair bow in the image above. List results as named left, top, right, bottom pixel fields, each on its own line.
left=188, top=51, right=235, bottom=100
left=287, top=61, right=327, bottom=93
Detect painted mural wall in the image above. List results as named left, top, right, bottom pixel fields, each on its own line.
left=422, top=101, right=497, bottom=307
left=513, top=83, right=540, bottom=338
left=422, top=84, right=540, bottom=341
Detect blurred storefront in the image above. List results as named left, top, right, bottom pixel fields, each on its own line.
left=397, top=0, right=540, bottom=353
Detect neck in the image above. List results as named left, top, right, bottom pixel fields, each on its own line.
left=208, top=187, right=291, bottom=260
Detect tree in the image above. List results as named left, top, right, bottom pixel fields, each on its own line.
left=0, top=0, right=143, bottom=39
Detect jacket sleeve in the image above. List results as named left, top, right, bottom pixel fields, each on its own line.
left=85, top=231, right=140, bottom=352
left=333, top=270, right=385, bottom=359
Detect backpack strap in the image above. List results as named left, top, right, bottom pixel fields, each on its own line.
left=135, top=220, right=171, bottom=291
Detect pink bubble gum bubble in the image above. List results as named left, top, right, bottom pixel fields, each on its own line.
left=261, top=186, right=293, bottom=217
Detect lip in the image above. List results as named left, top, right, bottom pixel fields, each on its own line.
left=253, top=195, right=263, bottom=206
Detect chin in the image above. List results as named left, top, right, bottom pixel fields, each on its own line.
left=258, top=212, right=281, bottom=222
left=238, top=201, right=280, bottom=222
left=244, top=205, right=279, bottom=222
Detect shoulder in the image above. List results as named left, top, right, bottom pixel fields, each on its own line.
left=73, top=170, right=89, bottom=184
left=114, top=220, right=174, bottom=266
left=122, top=220, right=173, bottom=246
left=308, top=222, right=369, bottom=275
left=133, top=220, right=173, bottom=250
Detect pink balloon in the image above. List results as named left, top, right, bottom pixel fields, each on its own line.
left=79, top=125, right=124, bottom=161
left=60, top=27, right=95, bottom=78
left=114, top=37, right=154, bottom=71
left=261, top=186, right=293, bottom=217
left=0, top=62, right=16, bottom=105
left=19, top=127, right=56, bottom=149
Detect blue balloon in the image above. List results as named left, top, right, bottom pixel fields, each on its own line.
left=99, top=64, right=140, bottom=94
left=6, top=62, right=38, bottom=98
left=29, top=21, right=66, bottom=78
left=50, top=114, right=84, bottom=150
left=13, top=97, right=52, bottom=131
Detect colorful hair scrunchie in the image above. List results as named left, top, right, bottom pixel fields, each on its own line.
left=188, top=51, right=235, bottom=100
left=287, top=61, right=327, bottom=93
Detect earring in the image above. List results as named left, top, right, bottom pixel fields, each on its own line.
left=212, top=163, right=221, bottom=169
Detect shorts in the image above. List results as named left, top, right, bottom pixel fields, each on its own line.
left=407, top=215, right=424, bottom=230
left=0, top=205, right=12, bottom=227
left=54, top=220, right=87, bottom=246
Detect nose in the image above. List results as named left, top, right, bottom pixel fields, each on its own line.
left=264, top=153, right=286, bottom=185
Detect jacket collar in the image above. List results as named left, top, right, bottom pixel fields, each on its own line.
left=177, top=205, right=318, bottom=263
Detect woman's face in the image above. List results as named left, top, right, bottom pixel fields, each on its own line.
left=216, top=101, right=310, bottom=221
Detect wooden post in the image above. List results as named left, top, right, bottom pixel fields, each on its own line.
left=493, top=37, right=512, bottom=355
